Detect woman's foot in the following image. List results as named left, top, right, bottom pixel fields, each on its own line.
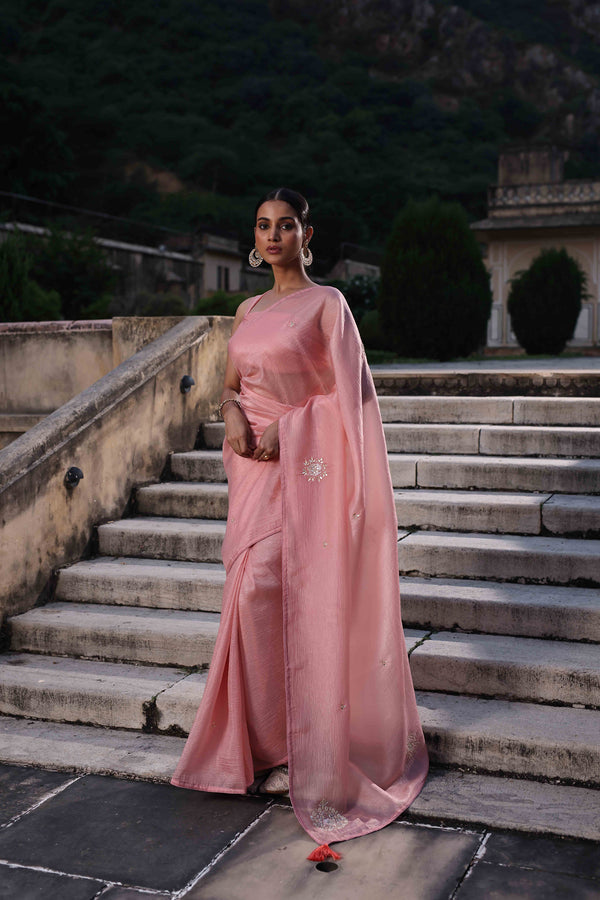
left=258, top=765, right=289, bottom=795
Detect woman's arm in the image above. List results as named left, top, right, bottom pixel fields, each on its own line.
left=220, top=300, right=255, bottom=457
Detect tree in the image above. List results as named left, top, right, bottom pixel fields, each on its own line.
left=378, top=197, right=492, bottom=360
left=28, top=227, right=117, bottom=319
left=0, top=233, right=61, bottom=322
left=507, top=248, right=586, bottom=354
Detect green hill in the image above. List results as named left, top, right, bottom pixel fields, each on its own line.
left=2, top=0, right=599, bottom=267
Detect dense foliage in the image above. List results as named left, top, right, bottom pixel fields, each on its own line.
left=27, top=228, right=117, bottom=319
left=379, top=198, right=492, bottom=360
left=507, top=248, right=586, bottom=354
left=1, top=0, right=589, bottom=268
left=0, top=234, right=61, bottom=322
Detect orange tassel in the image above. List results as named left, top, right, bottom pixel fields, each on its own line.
left=306, top=843, right=342, bottom=861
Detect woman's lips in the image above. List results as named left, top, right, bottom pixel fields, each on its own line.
left=266, top=247, right=281, bottom=253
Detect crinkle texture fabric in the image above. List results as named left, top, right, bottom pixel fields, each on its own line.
left=170, top=285, right=429, bottom=844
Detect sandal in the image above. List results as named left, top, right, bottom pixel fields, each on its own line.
left=258, top=765, right=289, bottom=795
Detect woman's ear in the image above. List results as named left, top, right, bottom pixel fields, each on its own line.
left=304, top=225, right=314, bottom=244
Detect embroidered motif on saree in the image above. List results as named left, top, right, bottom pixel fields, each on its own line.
left=301, top=456, right=328, bottom=481
left=310, top=799, right=349, bottom=831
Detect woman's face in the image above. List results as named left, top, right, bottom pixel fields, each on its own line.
left=254, top=200, right=312, bottom=267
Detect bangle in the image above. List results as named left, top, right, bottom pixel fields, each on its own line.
left=218, top=397, right=241, bottom=417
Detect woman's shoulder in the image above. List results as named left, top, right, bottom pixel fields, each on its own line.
left=307, top=283, right=346, bottom=308
left=235, top=295, right=258, bottom=316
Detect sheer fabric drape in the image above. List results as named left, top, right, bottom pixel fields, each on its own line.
left=170, top=285, right=428, bottom=845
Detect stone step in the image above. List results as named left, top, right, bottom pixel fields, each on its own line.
left=0, top=716, right=184, bottom=782
left=98, top=517, right=226, bottom=562
left=156, top=677, right=600, bottom=785
left=56, top=557, right=226, bottom=612
left=96, top=518, right=600, bottom=584
left=0, top=678, right=597, bottom=801
left=137, top=482, right=228, bottom=519
left=400, top=577, right=600, bottom=642
left=171, top=449, right=600, bottom=493
left=55, top=559, right=600, bottom=641
left=398, top=531, right=600, bottom=585
left=377, top=395, right=600, bottom=426
left=171, top=450, right=419, bottom=488
left=397, top=489, right=545, bottom=535
left=202, top=421, right=600, bottom=458
left=0, top=634, right=427, bottom=731
left=410, top=633, right=600, bottom=707
left=0, top=716, right=595, bottom=840
left=415, top=455, right=600, bottom=494
left=171, top=450, right=225, bottom=483
left=478, top=425, right=600, bottom=459
left=417, top=691, right=599, bottom=785
left=9, top=602, right=220, bottom=666
left=0, top=690, right=597, bottom=790
left=0, top=653, right=196, bottom=730
left=405, top=768, right=599, bottom=842
left=136, top=483, right=600, bottom=536
left=397, top=490, right=600, bottom=536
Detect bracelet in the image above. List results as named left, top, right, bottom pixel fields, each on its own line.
left=218, top=397, right=241, bottom=417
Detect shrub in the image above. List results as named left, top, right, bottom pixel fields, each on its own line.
left=378, top=197, right=492, bottom=360
left=338, top=274, right=380, bottom=325
left=0, top=233, right=61, bottom=321
left=28, top=226, right=117, bottom=319
left=192, top=291, right=250, bottom=317
left=507, top=248, right=586, bottom=354
left=136, top=292, right=190, bottom=316
left=358, top=309, right=389, bottom=350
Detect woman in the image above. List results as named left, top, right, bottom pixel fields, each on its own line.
left=170, top=188, right=429, bottom=861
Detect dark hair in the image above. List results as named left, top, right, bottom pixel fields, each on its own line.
left=254, top=187, right=311, bottom=230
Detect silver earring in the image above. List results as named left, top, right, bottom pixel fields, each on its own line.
left=249, top=248, right=263, bottom=267
left=301, top=245, right=313, bottom=267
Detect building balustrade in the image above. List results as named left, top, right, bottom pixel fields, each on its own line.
left=489, top=181, right=600, bottom=210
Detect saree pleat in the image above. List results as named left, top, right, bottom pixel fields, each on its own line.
left=170, top=285, right=428, bottom=845
left=170, top=530, right=287, bottom=792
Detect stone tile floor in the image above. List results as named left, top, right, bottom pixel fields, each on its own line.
left=1, top=763, right=599, bottom=899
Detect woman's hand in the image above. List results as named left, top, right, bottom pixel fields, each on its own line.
left=252, top=419, right=279, bottom=461
left=224, top=405, right=255, bottom=457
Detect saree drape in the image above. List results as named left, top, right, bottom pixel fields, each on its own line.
left=170, top=285, right=429, bottom=846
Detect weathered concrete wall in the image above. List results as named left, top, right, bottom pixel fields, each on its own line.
left=111, top=317, right=186, bottom=366
left=0, top=315, right=232, bottom=622
left=0, top=318, right=196, bottom=415
left=0, top=317, right=198, bottom=448
left=0, top=321, right=113, bottom=414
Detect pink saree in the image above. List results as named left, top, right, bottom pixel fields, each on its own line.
left=170, top=285, right=429, bottom=849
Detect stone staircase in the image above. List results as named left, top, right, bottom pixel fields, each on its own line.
left=1, top=392, right=600, bottom=840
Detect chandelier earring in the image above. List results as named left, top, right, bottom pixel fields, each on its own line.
left=301, top=244, right=313, bottom=267
left=249, top=247, right=263, bottom=268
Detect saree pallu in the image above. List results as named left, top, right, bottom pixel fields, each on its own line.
left=170, top=285, right=429, bottom=846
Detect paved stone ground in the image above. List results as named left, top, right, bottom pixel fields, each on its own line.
left=1, top=764, right=599, bottom=899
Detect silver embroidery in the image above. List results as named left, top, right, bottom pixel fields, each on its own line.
left=405, top=731, right=420, bottom=764
left=352, top=512, right=361, bottom=519
left=301, top=457, right=328, bottom=482
left=288, top=319, right=296, bottom=327
left=323, top=541, right=328, bottom=547
left=309, top=799, right=349, bottom=831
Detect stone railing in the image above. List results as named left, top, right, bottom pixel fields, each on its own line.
left=0, top=315, right=231, bottom=623
left=489, top=180, right=600, bottom=212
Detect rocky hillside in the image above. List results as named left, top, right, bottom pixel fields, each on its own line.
left=2, top=0, right=600, bottom=262
left=273, top=0, right=600, bottom=141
